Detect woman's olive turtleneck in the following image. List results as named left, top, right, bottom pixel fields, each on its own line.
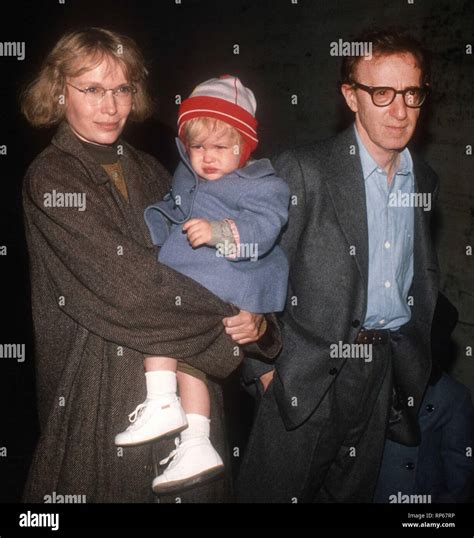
left=77, top=136, right=129, bottom=201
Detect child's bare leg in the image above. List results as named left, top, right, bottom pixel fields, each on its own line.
left=144, top=355, right=177, bottom=372
left=176, top=371, right=210, bottom=417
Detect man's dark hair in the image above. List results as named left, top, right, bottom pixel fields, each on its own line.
left=340, top=27, right=431, bottom=86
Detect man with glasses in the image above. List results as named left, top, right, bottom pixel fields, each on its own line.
left=237, top=28, right=440, bottom=503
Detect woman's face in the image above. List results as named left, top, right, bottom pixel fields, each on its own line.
left=65, top=56, right=132, bottom=145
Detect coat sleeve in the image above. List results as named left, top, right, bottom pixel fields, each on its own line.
left=23, top=153, right=242, bottom=378
left=226, top=176, right=290, bottom=261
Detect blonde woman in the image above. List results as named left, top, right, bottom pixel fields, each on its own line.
left=20, top=27, right=280, bottom=503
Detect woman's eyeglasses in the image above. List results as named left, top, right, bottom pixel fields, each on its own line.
left=67, top=83, right=137, bottom=106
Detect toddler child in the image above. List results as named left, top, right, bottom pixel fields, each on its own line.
left=115, top=75, right=290, bottom=495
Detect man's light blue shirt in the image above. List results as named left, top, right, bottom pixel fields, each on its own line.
left=354, top=124, right=414, bottom=331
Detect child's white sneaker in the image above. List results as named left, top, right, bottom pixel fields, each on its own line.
left=115, top=397, right=188, bottom=446
left=152, top=436, right=224, bottom=494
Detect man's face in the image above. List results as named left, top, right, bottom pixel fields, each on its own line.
left=65, top=56, right=132, bottom=145
left=341, top=52, right=423, bottom=152
left=187, top=129, right=241, bottom=181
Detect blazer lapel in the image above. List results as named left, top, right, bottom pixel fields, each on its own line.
left=324, top=126, right=369, bottom=289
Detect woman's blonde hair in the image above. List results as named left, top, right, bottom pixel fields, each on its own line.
left=20, top=27, right=154, bottom=127
left=182, top=117, right=242, bottom=147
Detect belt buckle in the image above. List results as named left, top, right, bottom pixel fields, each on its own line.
left=359, top=327, right=385, bottom=345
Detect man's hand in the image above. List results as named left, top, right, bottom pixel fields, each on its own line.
left=260, top=370, right=275, bottom=392
left=223, top=310, right=265, bottom=345
left=182, top=218, right=212, bottom=248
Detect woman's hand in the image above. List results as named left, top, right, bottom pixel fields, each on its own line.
left=222, top=310, right=265, bottom=345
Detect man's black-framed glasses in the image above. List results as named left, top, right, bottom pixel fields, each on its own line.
left=67, top=83, right=137, bottom=106
left=351, top=81, right=429, bottom=108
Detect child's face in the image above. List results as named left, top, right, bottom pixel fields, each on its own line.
left=187, top=129, right=241, bottom=181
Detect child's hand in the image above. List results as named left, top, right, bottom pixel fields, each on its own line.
left=182, top=218, right=212, bottom=248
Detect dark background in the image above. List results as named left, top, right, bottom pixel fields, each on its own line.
left=0, top=0, right=472, bottom=506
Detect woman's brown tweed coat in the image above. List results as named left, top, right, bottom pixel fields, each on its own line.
left=22, top=122, right=280, bottom=503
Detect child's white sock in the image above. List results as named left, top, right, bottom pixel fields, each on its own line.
left=145, top=371, right=177, bottom=403
left=181, top=413, right=210, bottom=442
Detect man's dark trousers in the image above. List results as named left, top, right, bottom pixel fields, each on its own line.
left=236, top=333, right=402, bottom=503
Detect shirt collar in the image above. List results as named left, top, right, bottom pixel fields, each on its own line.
left=353, top=123, right=413, bottom=181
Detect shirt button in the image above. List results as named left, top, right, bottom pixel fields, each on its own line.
left=352, top=319, right=360, bottom=328
left=384, top=280, right=391, bottom=288
left=329, top=368, right=338, bottom=376
left=405, top=462, right=415, bottom=471
left=377, top=168, right=384, bottom=174
left=426, top=404, right=435, bottom=413
left=379, top=319, right=385, bottom=325
left=384, top=241, right=391, bottom=249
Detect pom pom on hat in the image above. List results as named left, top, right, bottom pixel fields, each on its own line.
left=178, top=75, right=258, bottom=165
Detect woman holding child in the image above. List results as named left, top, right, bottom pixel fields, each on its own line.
left=20, top=27, right=282, bottom=502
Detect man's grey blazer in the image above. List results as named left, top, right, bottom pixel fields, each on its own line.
left=243, top=125, right=440, bottom=446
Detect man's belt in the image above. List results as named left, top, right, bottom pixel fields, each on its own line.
left=355, top=328, right=391, bottom=345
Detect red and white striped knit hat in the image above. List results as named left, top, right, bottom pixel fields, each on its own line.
left=178, top=75, right=259, bottom=165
